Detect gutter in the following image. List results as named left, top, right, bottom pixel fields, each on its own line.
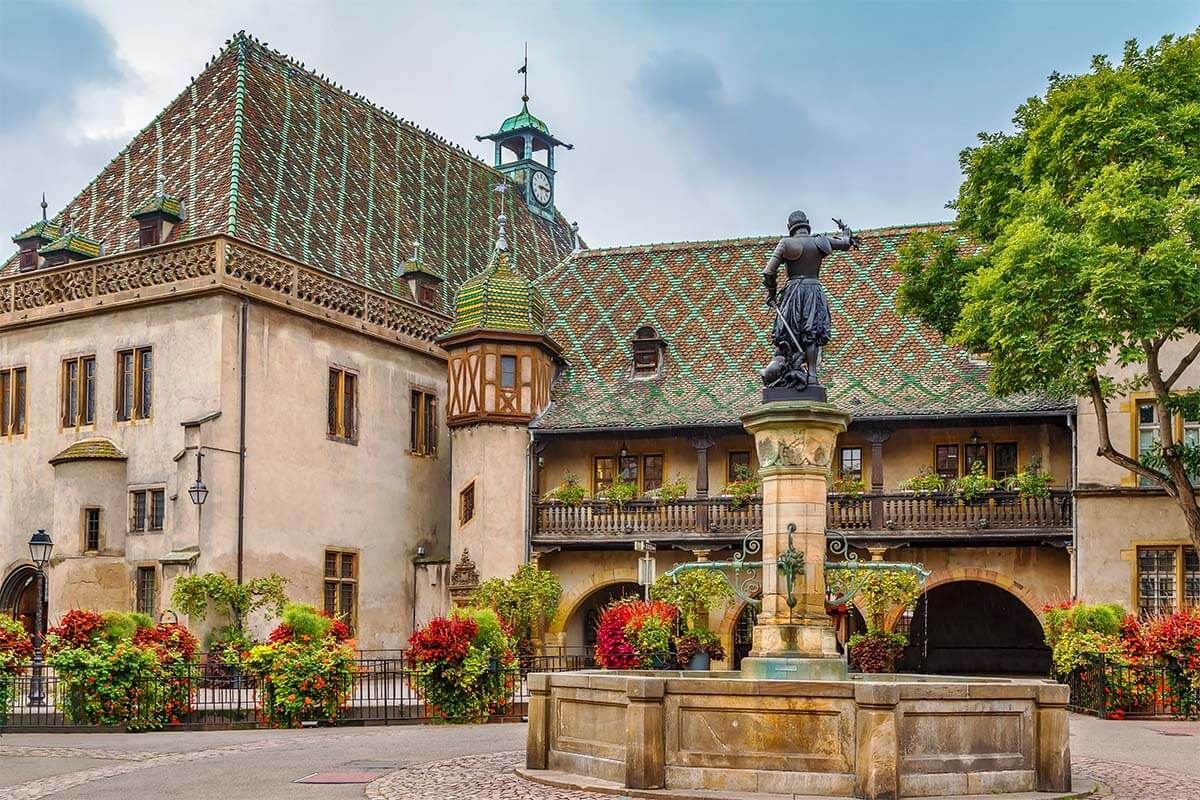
left=1068, top=412, right=1078, bottom=599
left=237, top=299, right=249, bottom=584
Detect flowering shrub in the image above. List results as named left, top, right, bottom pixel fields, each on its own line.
left=407, top=608, right=517, bottom=723
left=243, top=639, right=356, bottom=727
left=50, top=639, right=164, bottom=730
left=1, top=616, right=33, bottom=724
left=133, top=624, right=201, bottom=724
left=47, top=609, right=105, bottom=650
left=1137, top=609, right=1200, bottom=719
left=243, top=603, right=357, bottom=727
left=593, top=600, right=679, bottom=669
left=848, top=631, right=907, bottom=673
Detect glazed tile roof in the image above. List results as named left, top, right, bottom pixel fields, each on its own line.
left=448, top=244, right=547, bottom=335
left=532, top=224, right=1073, bottom=429
left=131, top=193, right=184, bottom=221
left=49, top=437, right=128, bottom=466
left=3, top=33, right=575, bottom=297
left=498, top=101, right=550, bottom=135
left=39, top=232, right=102, bottom=258
left=12, top=220, right=62, bottom=243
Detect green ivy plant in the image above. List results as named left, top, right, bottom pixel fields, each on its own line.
left=650, top=569, right=734, bottom=632
left=598, top=475, right=639, bottom=509
left=543, top=473, right=586, bottom=506
left=722, top=464, right=761, bottom=510
left=1005, top=457, right=1055, bottom=499
left=950, top=460, right=998, bottom=503
left=646, top=475, right=688, bottom=505
left=171, top=572, right=289, bottom=636
left=470, top=563, right=563, bottom=645
left=898, top=465, right=945, bottom=496
left=827, top=568, right=922, bottom=633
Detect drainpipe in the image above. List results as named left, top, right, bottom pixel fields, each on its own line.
left=237, top=299, right=249, bottom=584
left=1067, top=413, right=1078, bottom=600
left=524, top=430, right=534, bottom=564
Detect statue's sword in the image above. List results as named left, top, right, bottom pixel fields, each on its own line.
left=771, top=299, right=805, bottom=355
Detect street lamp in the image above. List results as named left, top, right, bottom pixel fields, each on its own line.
left=27, top=528, right=53, bottom=706
left=188, top=450, right=208, bottom=505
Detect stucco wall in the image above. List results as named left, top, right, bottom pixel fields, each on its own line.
left=449, top=424, right=532, bottom=581
left=1, top=293, right=451, bottom=649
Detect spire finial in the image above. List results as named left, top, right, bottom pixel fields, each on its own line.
left=493, top=182, right=509, bottom=252
left=157, top=172, right=166, bottom=195
left=411, top=240, right=421, bottom=263
left=40, top=193, right=47, bottom=222
left=517, top=42, right=529, bottom=103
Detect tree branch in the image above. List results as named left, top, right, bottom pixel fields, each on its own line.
left=1088, top=372, right=1176, bottom=498
left=1165, top=338, right=1200, bottom=389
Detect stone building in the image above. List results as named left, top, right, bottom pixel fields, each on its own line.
left=0, top=33, right=574, bottom=648
left=3, top=31, right=1195, bottom=662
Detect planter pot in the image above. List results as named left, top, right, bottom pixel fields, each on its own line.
left=687, top=652, right=711, bottom=671
left=649, top=654, right=670, bottom=670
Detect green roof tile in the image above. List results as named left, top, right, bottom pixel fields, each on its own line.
left=49, top=437, right=128, bottom=466
left=12, top=220, right=62, bottom=244
left=450, top=245, right=546, bottom=334
left=532, top=224, right=1073, bottom=430
left=39, top=232, right=102, bottom=258
left=131, top=193, right=184, bottom=221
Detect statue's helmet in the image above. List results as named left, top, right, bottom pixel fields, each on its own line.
left=787, top=210, right=810, bottom=235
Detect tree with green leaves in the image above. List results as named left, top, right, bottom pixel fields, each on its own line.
left=171, top=572, right=289, bottom=635
left=469, top=563, right=562, bottom=644
left=896, top=31, right=1200, bottom=548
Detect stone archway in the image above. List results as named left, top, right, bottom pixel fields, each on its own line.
left=897, top=579, right=1050, bottom=675
left=882, top=567, right=1040, bottom=633
left=546, top=567, right=641, bottom=638
left=1, top=564, right=43, bottom=635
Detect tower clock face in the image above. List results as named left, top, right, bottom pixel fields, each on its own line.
left=531, top=170, right=552, bottom=206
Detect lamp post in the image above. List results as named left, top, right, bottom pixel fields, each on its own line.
left=27, top=529, right=53, bottom=706
left=188, top=450, right=208, bottom=506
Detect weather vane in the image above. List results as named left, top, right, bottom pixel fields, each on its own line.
left=517, top=43, right=528, bottom=102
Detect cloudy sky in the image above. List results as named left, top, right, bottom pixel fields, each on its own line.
left=0, top=0, right=1196, bottom=247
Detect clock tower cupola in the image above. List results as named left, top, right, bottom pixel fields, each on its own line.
left=476, top=63, right=571, bottom=222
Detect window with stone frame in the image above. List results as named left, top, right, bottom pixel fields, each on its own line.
left=116, top=347, right=153, bottom=421
left=993, top=442, right=1019, bottom=481
left=135, top=566, right=157, bottom=617
left=964, top=442, right=988, bottom=476
left=593, top=456, right=616, bottom=493
left=727, top=451, right=751, bottom=484
left=643, top=454, right=664, bottom=492
left=839, top=448, right=863, bottom=482
left=1136, top=400, right=1160, bottom=488
left=935, top=444, right=960, bottom=481
left=1137, top=545, right=1200, bottom=615
left=459, top=482, right=476, bottom=525
left=410, top=389, right=438, bottom=456
left=83, top=508, right=102, bottom=552
left=61, top=354, right=96, bottom=428
left=327, top=367, right=358, bottom=441
left=324, top=550, right=358, bottom=634
left=1, top=366, right=28, bottom=436
left=129, top=488, right=165, bottom=533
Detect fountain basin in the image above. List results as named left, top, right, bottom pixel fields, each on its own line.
left=521, top=670, right=1074, bottom=799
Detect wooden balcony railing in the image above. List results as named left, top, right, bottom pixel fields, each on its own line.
left=826, top=490, right=1072, bottom=533
left=532, top=490, right=1073, bottom=542
left=534, top=497, right=762, bottom=540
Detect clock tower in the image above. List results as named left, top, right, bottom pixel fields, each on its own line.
left=477, top=95, right=571, bottom=222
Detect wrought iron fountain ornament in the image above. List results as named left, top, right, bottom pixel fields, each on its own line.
left=760, top=211, right=860, bottom=398
left=663, top=525, right=930, bottom=612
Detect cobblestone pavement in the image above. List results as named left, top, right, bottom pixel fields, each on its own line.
left=1074, top=756, right=1200, bottom=800
left=365, top=751, right=607, bottom=799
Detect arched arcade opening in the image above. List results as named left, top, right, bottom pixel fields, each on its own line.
left=562, top=581, right=641, bottom=652
left=1, top=565, right=44, bottom=635
left=898, top=580, right=1049, bottom=675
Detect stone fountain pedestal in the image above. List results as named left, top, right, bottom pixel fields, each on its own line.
left=740, top=398, right=849, bottom=681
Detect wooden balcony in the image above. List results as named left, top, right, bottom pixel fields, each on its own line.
left=827, top=490, right=1073, bottom=543
left=531, top=490, right=1072, bottom=547
left=533, top=497, right=762, bottom=546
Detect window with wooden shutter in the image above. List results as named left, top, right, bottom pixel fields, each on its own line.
left=1, top=366, right=28, bottom=436
left=327, top=367, right=358, bottom=441
left=410, top=389, right=438, bottom=456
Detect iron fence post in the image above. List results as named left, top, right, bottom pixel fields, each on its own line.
left=1097, top=653, right=1107, bottom=719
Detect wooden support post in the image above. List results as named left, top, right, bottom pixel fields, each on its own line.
left=867, top=427, right=891, bottom=530
left=691, top=434, right=716, bottom=533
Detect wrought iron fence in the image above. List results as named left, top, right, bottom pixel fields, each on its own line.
left=1064, top=653, right=1195, bottom=719
left=0, top=652, right=597, bottom=732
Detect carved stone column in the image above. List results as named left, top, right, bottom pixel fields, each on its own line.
left=740, top=400, right=849, bottom=680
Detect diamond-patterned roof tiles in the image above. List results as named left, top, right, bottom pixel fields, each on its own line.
left=3, top=33, right=575, bottom=296
left=532, top=224, right=1073, bottom=430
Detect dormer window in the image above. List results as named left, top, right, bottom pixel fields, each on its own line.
left=18, top=245, right=38, bottom=272
left=631, top=325, right=666, bottom=378
left=11, top=204, right=61, bottom=272
left=138, top=219, right=160, bottom=248
left=402, top=247, right=445, bottom=310
left=130, top=189, right=183, bottom=249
